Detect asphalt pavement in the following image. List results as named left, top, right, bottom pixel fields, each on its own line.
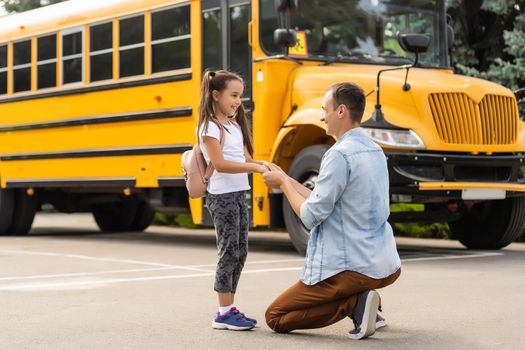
left=1, top=213, right=524, bottom=350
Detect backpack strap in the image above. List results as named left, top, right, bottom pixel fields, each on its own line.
left=203, top=125, right=225, bottom=181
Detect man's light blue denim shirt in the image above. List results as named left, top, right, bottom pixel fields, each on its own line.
left=299, top=127, right=401, bottom=285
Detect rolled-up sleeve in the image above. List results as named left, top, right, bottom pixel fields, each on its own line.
left=299, top=149, right=349, bottom=230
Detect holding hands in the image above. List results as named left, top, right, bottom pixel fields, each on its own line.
left=262, top=163, right=289, bottom=189
left=253, top=160, right=272, bottom=173
left=252, top=160, right=290, bottom=189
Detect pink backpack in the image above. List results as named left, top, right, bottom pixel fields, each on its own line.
left=181, top=127, right=224, bottom=199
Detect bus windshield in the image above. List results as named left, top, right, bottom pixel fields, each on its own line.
left=260, top=0, right=448, bottom=67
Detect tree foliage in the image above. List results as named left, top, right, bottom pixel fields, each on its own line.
left=447, top=0, right=525, bottom=90
left=1, top=0, right=522, bottom=90
left=1, top=0, right=66, bottom=13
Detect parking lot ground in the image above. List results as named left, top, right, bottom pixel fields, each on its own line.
left=1, top=213, right=524, bottom=349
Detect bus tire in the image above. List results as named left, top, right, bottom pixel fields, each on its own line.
left=8, top=189, right=38, bottom=235
left=449, top=197, right=525, bottom=249
left=93, top=196, right=138, bottom=232
left=283, top=144, right=331, bottom=255
left=129, top=200, right=155, bottom=232
left=0, top=189, right=15, bottom=235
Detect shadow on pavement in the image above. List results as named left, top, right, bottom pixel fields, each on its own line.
left=27, top=226, right=299, bottom=254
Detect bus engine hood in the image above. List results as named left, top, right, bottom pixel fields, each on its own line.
left=287, top=64, right=522, bottom=152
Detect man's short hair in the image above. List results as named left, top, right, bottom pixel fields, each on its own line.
left=329, top=82, right=366, bottom=123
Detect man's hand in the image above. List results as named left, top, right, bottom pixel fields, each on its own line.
left=263, top=163, right=289, bottom=189
left=253, top=160, right=271, bottom=173
left=264, top=163, right=306, bottom=217
left=267, top=163, right=287, bottom=176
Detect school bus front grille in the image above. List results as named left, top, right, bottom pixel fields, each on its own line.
left=429, top=93, right=518, bottom=145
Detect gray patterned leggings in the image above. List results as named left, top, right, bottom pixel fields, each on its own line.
left=206, top=191, right=249, bottom=293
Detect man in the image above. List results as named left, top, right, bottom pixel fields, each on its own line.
left=263, top=82, right=401, bottom=340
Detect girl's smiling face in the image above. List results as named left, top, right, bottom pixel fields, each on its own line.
left=213, top=79, right=244, bottom=118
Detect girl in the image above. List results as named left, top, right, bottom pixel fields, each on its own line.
left=198, top=70, right=268, bottom=331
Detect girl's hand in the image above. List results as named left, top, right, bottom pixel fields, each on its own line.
left=259, top=160, right=272, bottom=170
left=255, top=163, right=269, bottom=173
left=253, top=160, right=271, bottom=172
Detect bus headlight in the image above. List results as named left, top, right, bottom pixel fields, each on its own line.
left=362, top=128, right=426, bottom=149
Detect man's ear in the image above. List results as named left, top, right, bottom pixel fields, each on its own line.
left=337, top=104, right=346, bottom=119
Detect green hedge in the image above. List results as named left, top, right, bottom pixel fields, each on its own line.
left=153, top=213, right=197, bottom=229
left=391, top=203, right=525, bottom=242
left=153, top=205, right=525, bottom=243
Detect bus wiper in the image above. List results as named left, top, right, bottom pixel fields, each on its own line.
left=253, top=54, right=303, bottom=65
left=320, top=53, right=370, bottom=66
left=377, top=54, right=413, bottom=62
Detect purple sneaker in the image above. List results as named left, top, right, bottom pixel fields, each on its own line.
left=231, top=307, right=257, bottom=325
left=212, top=308, right=254, bottom=330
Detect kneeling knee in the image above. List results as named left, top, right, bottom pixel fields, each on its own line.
left=265, top=309, right=288, bottom=333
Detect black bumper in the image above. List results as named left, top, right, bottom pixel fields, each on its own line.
left=387, top=152, right=525, bottom=199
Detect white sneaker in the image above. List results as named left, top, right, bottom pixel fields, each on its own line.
left=348, top=290, right=380, bottom=340
left=376, top=312, right=386, bottom=329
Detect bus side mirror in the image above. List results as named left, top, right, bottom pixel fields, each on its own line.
left=446, top=24, right=454, bottom=51
left=397, top=33, right=431, bottom=54
left=274, top=28, right=298, bottom=48
left=273, top=0, right=298, bottom=52
left=275, top=0, right=298, bottom=12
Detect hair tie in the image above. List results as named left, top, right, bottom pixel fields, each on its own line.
left=209, top=71, right=216, bottom=78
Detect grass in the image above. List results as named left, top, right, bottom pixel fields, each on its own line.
left=153, top=213, right=198, bottom=229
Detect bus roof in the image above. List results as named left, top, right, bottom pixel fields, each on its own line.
left=0, top=0, right=184, bottom=42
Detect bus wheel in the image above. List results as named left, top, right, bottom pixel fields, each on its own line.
left=449, top=197, right=525, bottom=249
left=283, top=144, right=330, bottom=255
left=129, top=200, right=155, bottom=232
left=93, top=196, right=138, bottom=232
left=0, top=189, right=15, bottom=235
left=8, top=189, right=38, bottom=235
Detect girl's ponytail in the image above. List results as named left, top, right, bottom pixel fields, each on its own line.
left=234, top=104, right=253, bottom=156
left=198, top=70, right=216, bottom=136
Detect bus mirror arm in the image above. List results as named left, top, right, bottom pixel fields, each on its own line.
left=514, top=87, right=525, bottom=121
left=362, top=62, right=415, bottom=130
left=362, top=34, right=430, bottom=130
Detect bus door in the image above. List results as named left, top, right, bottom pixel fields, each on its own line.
left=201, top=0, right=253, bottom=225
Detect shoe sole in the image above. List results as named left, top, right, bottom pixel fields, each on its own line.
left=376, top=319, right=386, bottom=329
left=348, top=290, right=380, bottom=340
left=212, top=321, right=254, bottom=331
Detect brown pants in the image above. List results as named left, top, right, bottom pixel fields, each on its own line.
left=265, top=269, right=401, bottom=333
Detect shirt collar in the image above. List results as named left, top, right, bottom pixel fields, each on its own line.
left=336, top=127, right=363, bottom=144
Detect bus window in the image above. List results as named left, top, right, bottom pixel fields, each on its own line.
left=201, top=1, right=251, bottom=97
left=62, top=28, right=83, bottom=85
left=229, top=3, right=251, bottom=97
left=0, top=44, right=6, bottom=95
left=119, top=14, right=144, bottom=78
left=13, top=39, right=31, bottom=93
left=202, top=6, right=222, bottom=71
left=90, top=22, right=113, bottom=82
left=37, top=34, right=57, bottom=89
left=151, top=5, right=191, bottom=73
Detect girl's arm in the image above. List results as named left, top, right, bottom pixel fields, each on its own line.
left=204, top=136, right=266, bottom=173
left=244, top=146, right=269, bottom=166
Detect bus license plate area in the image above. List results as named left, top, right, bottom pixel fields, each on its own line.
left=461, top=189, right=506, bottom=200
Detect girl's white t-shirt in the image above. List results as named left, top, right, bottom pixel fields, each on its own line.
left=198, top=120, right=250, bottom=195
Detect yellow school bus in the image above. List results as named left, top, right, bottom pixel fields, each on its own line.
left=0, top=0, right=524, bottom=253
